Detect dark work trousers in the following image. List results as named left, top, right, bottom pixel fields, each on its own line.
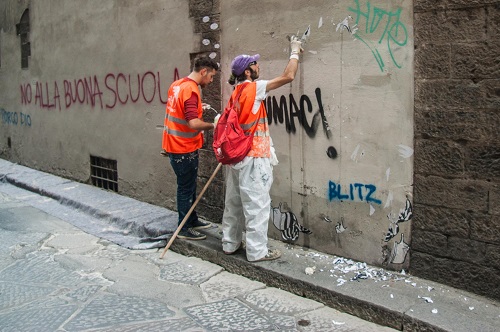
left=169, top=150, right=199, bottom=230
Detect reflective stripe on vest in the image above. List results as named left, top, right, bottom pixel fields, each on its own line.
left=164, top=127, right=200, bottom=138
left=165, top=113, right=201, bottom=138
left=242, top=119, right=268, bottom=137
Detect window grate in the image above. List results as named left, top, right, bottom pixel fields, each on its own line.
left=90, top=155, right=118, bottom=192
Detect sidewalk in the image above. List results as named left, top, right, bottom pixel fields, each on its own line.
left=0, top=158, right=498, bottom=332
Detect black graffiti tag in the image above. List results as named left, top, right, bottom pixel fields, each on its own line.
left=266, top=88, right=331, bottom=139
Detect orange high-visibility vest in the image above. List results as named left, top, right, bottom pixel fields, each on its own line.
left=233, top=82, right=270, bottom=158
left=162, top=78, right=203, bottom=153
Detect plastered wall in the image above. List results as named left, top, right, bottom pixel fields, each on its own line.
left=1, top=0, right=414, bottom=270
left=221, top=0, right=414, bottom=268
left=0, top=0, right=201, bottom=211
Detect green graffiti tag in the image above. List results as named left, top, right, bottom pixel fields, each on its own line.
left=348, top=0, right=408, bottom=71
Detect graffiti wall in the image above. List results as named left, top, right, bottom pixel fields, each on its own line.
left=221, top=0, right=413, bottom=268
left=0, top=0, right=413, bottom=269
left=0, top=0, right=199, bottom=208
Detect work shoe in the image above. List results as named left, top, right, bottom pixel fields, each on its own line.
left=177, top=228, right=206, bottom=240
left=223, top=242, right=244, bottom=255
left=252, top=249, right=281, bottom=262
left=191, top=219, right=212, bottom=229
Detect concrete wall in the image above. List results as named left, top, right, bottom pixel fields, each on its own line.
left=1, top=0, right=414, bottom=270
left=221, top=0, right=414, bottom=269
left=412, top=0, right=500, bottom=300
left=0, top=0, right=222, bottom=216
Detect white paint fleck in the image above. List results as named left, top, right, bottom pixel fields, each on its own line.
left=202, top=39, right=210, bottom=45
left=319, top=17, right=323, bottom=28
left=336, top=219, right=346, bottom=233
left=351, top=24, right=359, bottom=35
left=202, top=16, right=210, bottom=23
left=432, top=309, right=438, bottom=314
left=369, top=204, right=375, bottom=216
left=386, top=168, right=391, bottom=181
left=209, top=52, right=217, bottom=59
left=210, top=23, right=219, bottom=30
left=390, top=294, right=394, bottom=299
left=384, top=191, right=393, bottom=208
left=391, top=234, right=410, bottom=264
left=336, top=16, right=352, bottom=33
left=332, top=320, right=345, bottom=325
left=427, top=286, right=434, bottom=292
left=62, top=186, right=78, bottom=190
left=350, top=144, right=360, bottom=161
left=469, top=306, right=474, bottom=310
left=173, top=86, right=180, bottom=99
left=398, top=144, right=414, bottom=158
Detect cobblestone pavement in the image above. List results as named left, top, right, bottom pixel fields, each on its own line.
left=0, top=183, right=397, bottom=331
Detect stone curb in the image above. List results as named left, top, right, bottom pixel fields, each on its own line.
left=0, top=161, right=175, bottom=239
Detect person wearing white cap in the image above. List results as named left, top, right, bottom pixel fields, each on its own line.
left=221, top=36, right=303, bottom=262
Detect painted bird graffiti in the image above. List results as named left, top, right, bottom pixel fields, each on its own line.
left=271, top=203, right=312, bottom=242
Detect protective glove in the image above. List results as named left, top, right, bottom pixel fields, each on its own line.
left=290, top=36, right=303, bottom=60
left=213, top=114, right=221, bottom=126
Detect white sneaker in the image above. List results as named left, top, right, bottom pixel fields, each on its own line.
left=252, top=249, right=281, bottom=262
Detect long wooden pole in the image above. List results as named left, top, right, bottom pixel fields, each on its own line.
left=159, top=162, right=222, bottom=259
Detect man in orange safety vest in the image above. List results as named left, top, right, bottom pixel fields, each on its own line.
left=222, top=37, right=303, bottom=261
left=162, top=56, right=219, bottom=240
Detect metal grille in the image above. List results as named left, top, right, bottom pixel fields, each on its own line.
left=90, top=155, right=118, bottom=192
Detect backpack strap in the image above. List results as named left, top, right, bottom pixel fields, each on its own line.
left=230, top=83, right=258, bottom=136
left=230, top=82, right=250, bottom=109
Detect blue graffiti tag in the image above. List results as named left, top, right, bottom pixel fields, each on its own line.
left=1, top=108, right=31, bottom=127
left=328, top=181, right=382, bottom=204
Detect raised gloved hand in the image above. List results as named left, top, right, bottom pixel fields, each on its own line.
left=213, top=114, right=221, bottom=126
left=290, top=36, right=303, bottom=60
